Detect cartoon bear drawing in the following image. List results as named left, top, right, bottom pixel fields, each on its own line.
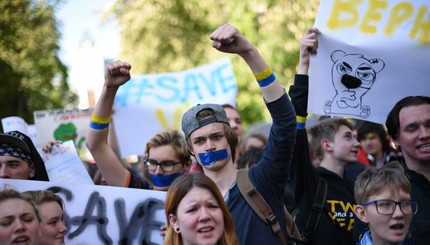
left=324, top=50, right=385, bottom=118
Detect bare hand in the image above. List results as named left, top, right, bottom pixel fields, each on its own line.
left=42, top=140, right=63, bottom=153
left=104, top=60, right=132, bottom=88
left=298, top=27, right=321, bottom=74
left=160, top=224, right=167, bottom=237
left=209, top=24, right=254, bottom=56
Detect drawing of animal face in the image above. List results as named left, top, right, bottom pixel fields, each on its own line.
left=331, top=50, right=385, bottom=92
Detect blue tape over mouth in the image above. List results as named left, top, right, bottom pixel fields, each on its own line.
left=198, top=149, right=229, bottom=166
left=150, top=172, right=183, bottom=187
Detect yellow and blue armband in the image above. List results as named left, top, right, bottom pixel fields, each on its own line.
left=254, top=67, right=276, bottom=87
left=90, top=114, right=110, bottom=130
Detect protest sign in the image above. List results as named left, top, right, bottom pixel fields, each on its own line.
left=113, top=57, right=238, bottom=157
left=0, top=179, right=166, bottom=245
left=39, top=140, right=94, bottom=185
left=34, top=108, right=93, bottom=150
left=1, top=116, right=37, bottom=147
left=309, top=0, right=430, bottom=124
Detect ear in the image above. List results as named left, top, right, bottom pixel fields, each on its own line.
left=369, top=58, right=385, bottom=73
left=321, top=139, right=333, bottom=152
left=331, top=50, right=346, bottom=62
left=183, top=159, right=192, bottom=172
left=354, top=205, right=369, bottom=224
left=169, top=214, right=179, bottom=230
left=29, top=163, right=36, bottom=178
left=187, top=145, right=194, bottom=156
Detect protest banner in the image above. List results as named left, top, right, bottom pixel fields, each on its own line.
left=39, top=140, right=94, bottom=185
left=1, top=116, right=37, bottom=147
left=0, top=179, right=166, bottom=245
left=113, top=57, right=238, bottom=157
left=34, top=108, right=94, bottom=150
left=309, top=0, right=430, bottom=124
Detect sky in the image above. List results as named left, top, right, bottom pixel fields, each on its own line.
left=55, top=0, right=121, bottom=67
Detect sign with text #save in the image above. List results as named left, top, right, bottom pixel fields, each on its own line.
left=113, top=57, right=237, bottom=157
left=0, top=179, right=166, bottom=245
left=309, top=0, right=430, bottom=124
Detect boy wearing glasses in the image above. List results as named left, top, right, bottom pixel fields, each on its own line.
left=354, top=161, right=417, bottom=245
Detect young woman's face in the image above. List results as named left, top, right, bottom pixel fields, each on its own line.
left=364, top=189, right=413, bottom=245
left=170, top=187, right=224, bottom=245
left=38, top=201, right=67, bottom=245
left=0, top=198, right=39, bottom=245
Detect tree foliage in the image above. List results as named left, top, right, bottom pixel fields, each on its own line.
left=109, top=0, right=319, bottom=127
left=0, top=0, right=77, bottom=126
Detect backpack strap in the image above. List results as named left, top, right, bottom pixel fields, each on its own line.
left=302, top=178, right=328, bottom=240
left=237, top=169, right=288, bottom=245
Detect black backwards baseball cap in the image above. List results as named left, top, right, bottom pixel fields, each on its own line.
left=182, top=104, right=230, bottom=140
left=0, top=131, right=49, bottom=181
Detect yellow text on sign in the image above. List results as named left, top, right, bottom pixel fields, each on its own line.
left=326, top=0, right=430, bottom=45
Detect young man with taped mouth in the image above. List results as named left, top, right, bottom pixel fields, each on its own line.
left=181, top=24, right=297, bottom=244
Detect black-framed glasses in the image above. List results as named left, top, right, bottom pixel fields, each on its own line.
left=144, top=159, right=182, bottom=172
left=361, top=199, right=418, bottom=215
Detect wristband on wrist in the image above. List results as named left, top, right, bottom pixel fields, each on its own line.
left=90, top=114, right=111, bottom=130
left=254, top=67, right=276, bottom=87
left=297, top=116, right=307, bottom=129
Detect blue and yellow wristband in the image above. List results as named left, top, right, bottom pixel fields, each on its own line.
left=297, top=116, right=306, bottom=129
left=254, top=67, right=276, bottom=87
left=90, top=114, right=110, bottom=130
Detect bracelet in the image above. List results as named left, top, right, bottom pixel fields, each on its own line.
left=90, top=114, right=110, bottom=130
left=297, top=116, right=307, bottom=129
left=254, top=67, right=276, bottom=87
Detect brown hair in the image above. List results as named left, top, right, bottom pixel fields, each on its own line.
left=163, top=173, right=239, bottom=245
left=22, top=190, right=65, bottom=211
left=354, top=161, right=411, bottom=205
left=310, top=117, right=354, bottom=161
left=187, top=109, right=238, bottom=163
left=0, top=186, right=40, bottom=222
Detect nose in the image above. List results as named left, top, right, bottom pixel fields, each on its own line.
left=392, top=203, right=405, bottom=218
left=198, top=208, right=211, bottom=222
left=418, top=125, right=430, bottom=139
left=341, top=75, right=361, bottom=88
left=205, top=139, right=216, bottom=152
left=14, top=219, right=26, bottom=233
left=154, top=165, right=164, bottom=175
left=0, top=166, right=9, bottom=178
left=59, top=221, right=68, bottom=233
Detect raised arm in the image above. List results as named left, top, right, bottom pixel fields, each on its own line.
left=210, top=24, right=284, bottom=102
left=298, top=27, right=320, bottom=75
left=86, top=61, right=132, bottom=187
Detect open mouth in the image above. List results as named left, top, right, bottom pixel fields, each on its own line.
left=418, top=143, right=430, bottom=150
left=198, top=227, right=214, bottom=233
left=13, top=236, right=29, bottom=244
left=389, top=223, right=405, bottom=231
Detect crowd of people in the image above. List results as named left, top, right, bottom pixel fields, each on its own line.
left=0, top=23, right=429, bottom=245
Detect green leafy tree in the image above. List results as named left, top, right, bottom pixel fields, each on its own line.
left=0, top=0, right=77, bottom=127
left=109, top=0, right=319, bottom=127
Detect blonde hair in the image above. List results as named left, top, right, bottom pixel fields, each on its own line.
left=354, top=161, right=410, bottom=204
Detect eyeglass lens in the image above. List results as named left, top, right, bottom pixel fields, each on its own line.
left=376, top=200, right=418, bottom=215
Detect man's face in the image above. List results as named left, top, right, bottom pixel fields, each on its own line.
left=360, top=132, right=383, bottom=156
left=0, top=155, right=35, bottom=179
left=330, top=125, right=361, bottom=164
left=224, top=107, right=243, bottom=142
left=188, top=122, right=232, bottom=170
left=394, top=104, right=430, bottom=166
